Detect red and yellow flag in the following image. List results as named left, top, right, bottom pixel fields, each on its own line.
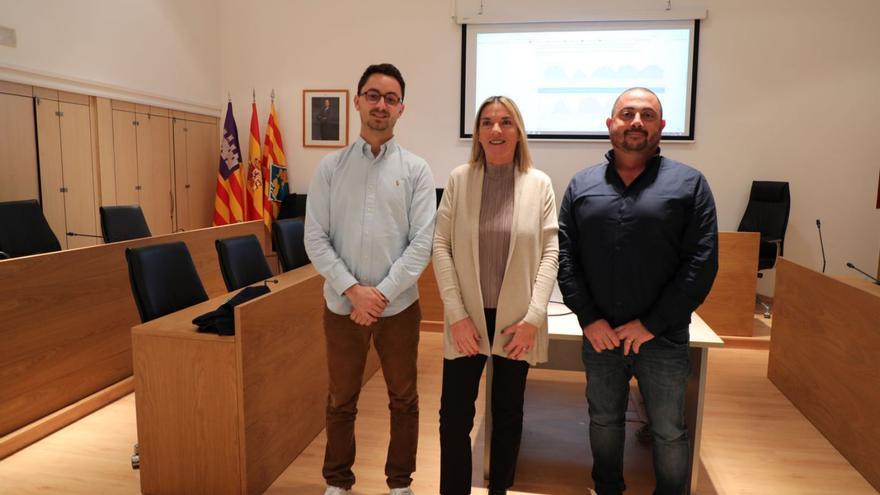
left=261, top=100, right=288, bottom=230
left=212, top=101, right=245, bottom=225
left=245, top=101, right=264, bottom=222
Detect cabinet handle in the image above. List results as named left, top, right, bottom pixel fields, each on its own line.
left=55, top=111, right=64, bottom=117
left=135, top=185, right=142, bottom=191
left=185, top=184, right=191, bottom=189
left=59, top=187, right=68, bottom=193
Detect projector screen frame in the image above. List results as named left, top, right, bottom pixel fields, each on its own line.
left=458, top=20, right=701, bottom=142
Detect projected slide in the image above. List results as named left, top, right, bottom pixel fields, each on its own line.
left=468, top=24, right=695, bottom=138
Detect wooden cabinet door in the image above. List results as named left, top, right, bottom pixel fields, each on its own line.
left=137, top=113, right=173, bottom=235
left=58, top=101, right=98, bottom=249
left=0, top=92, right=39, bottom=202
left=112, top=109, right=139, bottom=206
left=35, top=98, right=67, bottom=248
left=172, top=118, right=191, bottom=232
left=185, top=120, right=217, bottom=230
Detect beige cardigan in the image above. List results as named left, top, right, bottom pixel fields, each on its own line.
left=433, top=163, right=559, bottom=365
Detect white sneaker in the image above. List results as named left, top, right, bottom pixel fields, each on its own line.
left=324, top=486, right=351, bottom=495
left=389, top=488, right=414, bottom=495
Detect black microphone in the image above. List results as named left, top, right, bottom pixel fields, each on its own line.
left=846, top=262, right=880, bottom=285
left=816, top=219, right=826, bottom=273
left=263, top=278, right=279, bottom=288
left=66, top=231, right=104, bottom=239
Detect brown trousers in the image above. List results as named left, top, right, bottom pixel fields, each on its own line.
left=322, top=302, right=421, bottom=490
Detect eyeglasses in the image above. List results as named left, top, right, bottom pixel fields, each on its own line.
left=359, top=90, right=402, bottom=106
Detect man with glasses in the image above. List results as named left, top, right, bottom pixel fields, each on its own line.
left=305, top=63, right=435, bottom=495
left=558, top=87, right=718, bottom=495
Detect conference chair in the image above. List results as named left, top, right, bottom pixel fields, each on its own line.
left=277, top=193, right=307, bottom=220
left=125, top=241, right=208, bottom=324
left=737, top=181, right=791, bottom=317
left=99, top=205, right=152, bottom=243
left=272, top=218, right=309, bottom=272
left=0, top=200, right=62, bottom=258
left=215, top=234, right=273, bottom=291
left=436, top=187, right=444, bottom=207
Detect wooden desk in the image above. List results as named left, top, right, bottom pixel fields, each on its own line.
left=0, top=221, right=264, bottom=459
left=768, top=258, right=880, bottom=491
left=508, top=305, right=723, bottom=495
left=695, top=231, right=759, bottom=336
left=132, top=265, right=380, bottom=495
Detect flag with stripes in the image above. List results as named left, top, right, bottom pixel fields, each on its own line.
left=245, top=101, right=263, bottom=222
left=213, top=101, right=245, bottom=225
left=261, top=100, right=288, bottom=230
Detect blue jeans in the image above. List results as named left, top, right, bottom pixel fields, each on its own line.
left=582, top=335, right=690, bottom=495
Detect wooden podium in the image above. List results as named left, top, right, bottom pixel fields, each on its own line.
left=695, top=231, right=759, bottom=336
left=132, top=265, right=379, bottom=494
left=768, top=258, right=880, bottom=491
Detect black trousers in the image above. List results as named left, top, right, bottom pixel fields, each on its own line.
left=439, top=308, right=530, bottom=495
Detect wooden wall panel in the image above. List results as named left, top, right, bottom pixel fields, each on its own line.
left=58, top=101, right=98, bottom=248
left=186, top=119, right=217, bottom=230
left=172, top=118, right=191, bottom=231
left=111, top=109, right=139, bottom=206
left=695, top=232, right=759, bottom=336
left=94, top=97, right=117, bottom=206
left=0, top=221, right=265, bottom=439
left=35, top=97, right=67, bottom=248
left=768, top=258, right=880, bottom=491
left=137, top=113, right=174, bottom=235
left=0, top=92, right=38, bottom=202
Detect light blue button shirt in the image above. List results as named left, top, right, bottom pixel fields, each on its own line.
left=304, top=137, right=436, bottom=316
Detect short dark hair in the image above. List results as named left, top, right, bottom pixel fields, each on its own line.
left=357, top=63, right=406, bottom=100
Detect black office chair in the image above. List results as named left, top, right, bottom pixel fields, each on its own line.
left=100, top=205, right=152, bottom=243
left=272, top=218, right=309, bottom=272
left=125, top=241, right=208, bottom=324
left=215, top=234, right=273, bottom=291
left=0, top=200, right=62, bottom=258
left=436, top=188, right=444, bottom=207
left=277, top=193, right=307, bottom=220
left=737, top=181, right=791, bottom=316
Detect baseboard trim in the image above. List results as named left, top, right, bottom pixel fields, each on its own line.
left=0, top=376, right=134, bottom=460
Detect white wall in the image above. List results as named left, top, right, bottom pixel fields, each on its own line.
left=1, top=0, right=877, bottom=292
left=220, top=0, right=880, bottom=293
left=0, top=0, right=220, bottom=113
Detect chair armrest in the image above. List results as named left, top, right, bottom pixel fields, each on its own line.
left=0, top=250, right=10, bottom=260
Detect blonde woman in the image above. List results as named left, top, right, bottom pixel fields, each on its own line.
left=433, top=96, right=559, bottom=495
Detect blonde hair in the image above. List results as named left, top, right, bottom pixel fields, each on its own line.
left=468, top=96, right=532, bottom=172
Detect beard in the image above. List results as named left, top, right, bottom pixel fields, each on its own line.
left=614, top=129, right=659, bottom=152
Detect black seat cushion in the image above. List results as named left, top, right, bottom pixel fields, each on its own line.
left=0, top=200, right=61, bottom=257
left=125, top=242, right=208, bottom=323
left=272, top=219, right=309, bottom=272
left=215, top=234, right=273, bottom=291
left=100, top=205, right=152, bottom=243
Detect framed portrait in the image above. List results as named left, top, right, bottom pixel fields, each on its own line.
left=303, top=89, right=349, bottom=148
